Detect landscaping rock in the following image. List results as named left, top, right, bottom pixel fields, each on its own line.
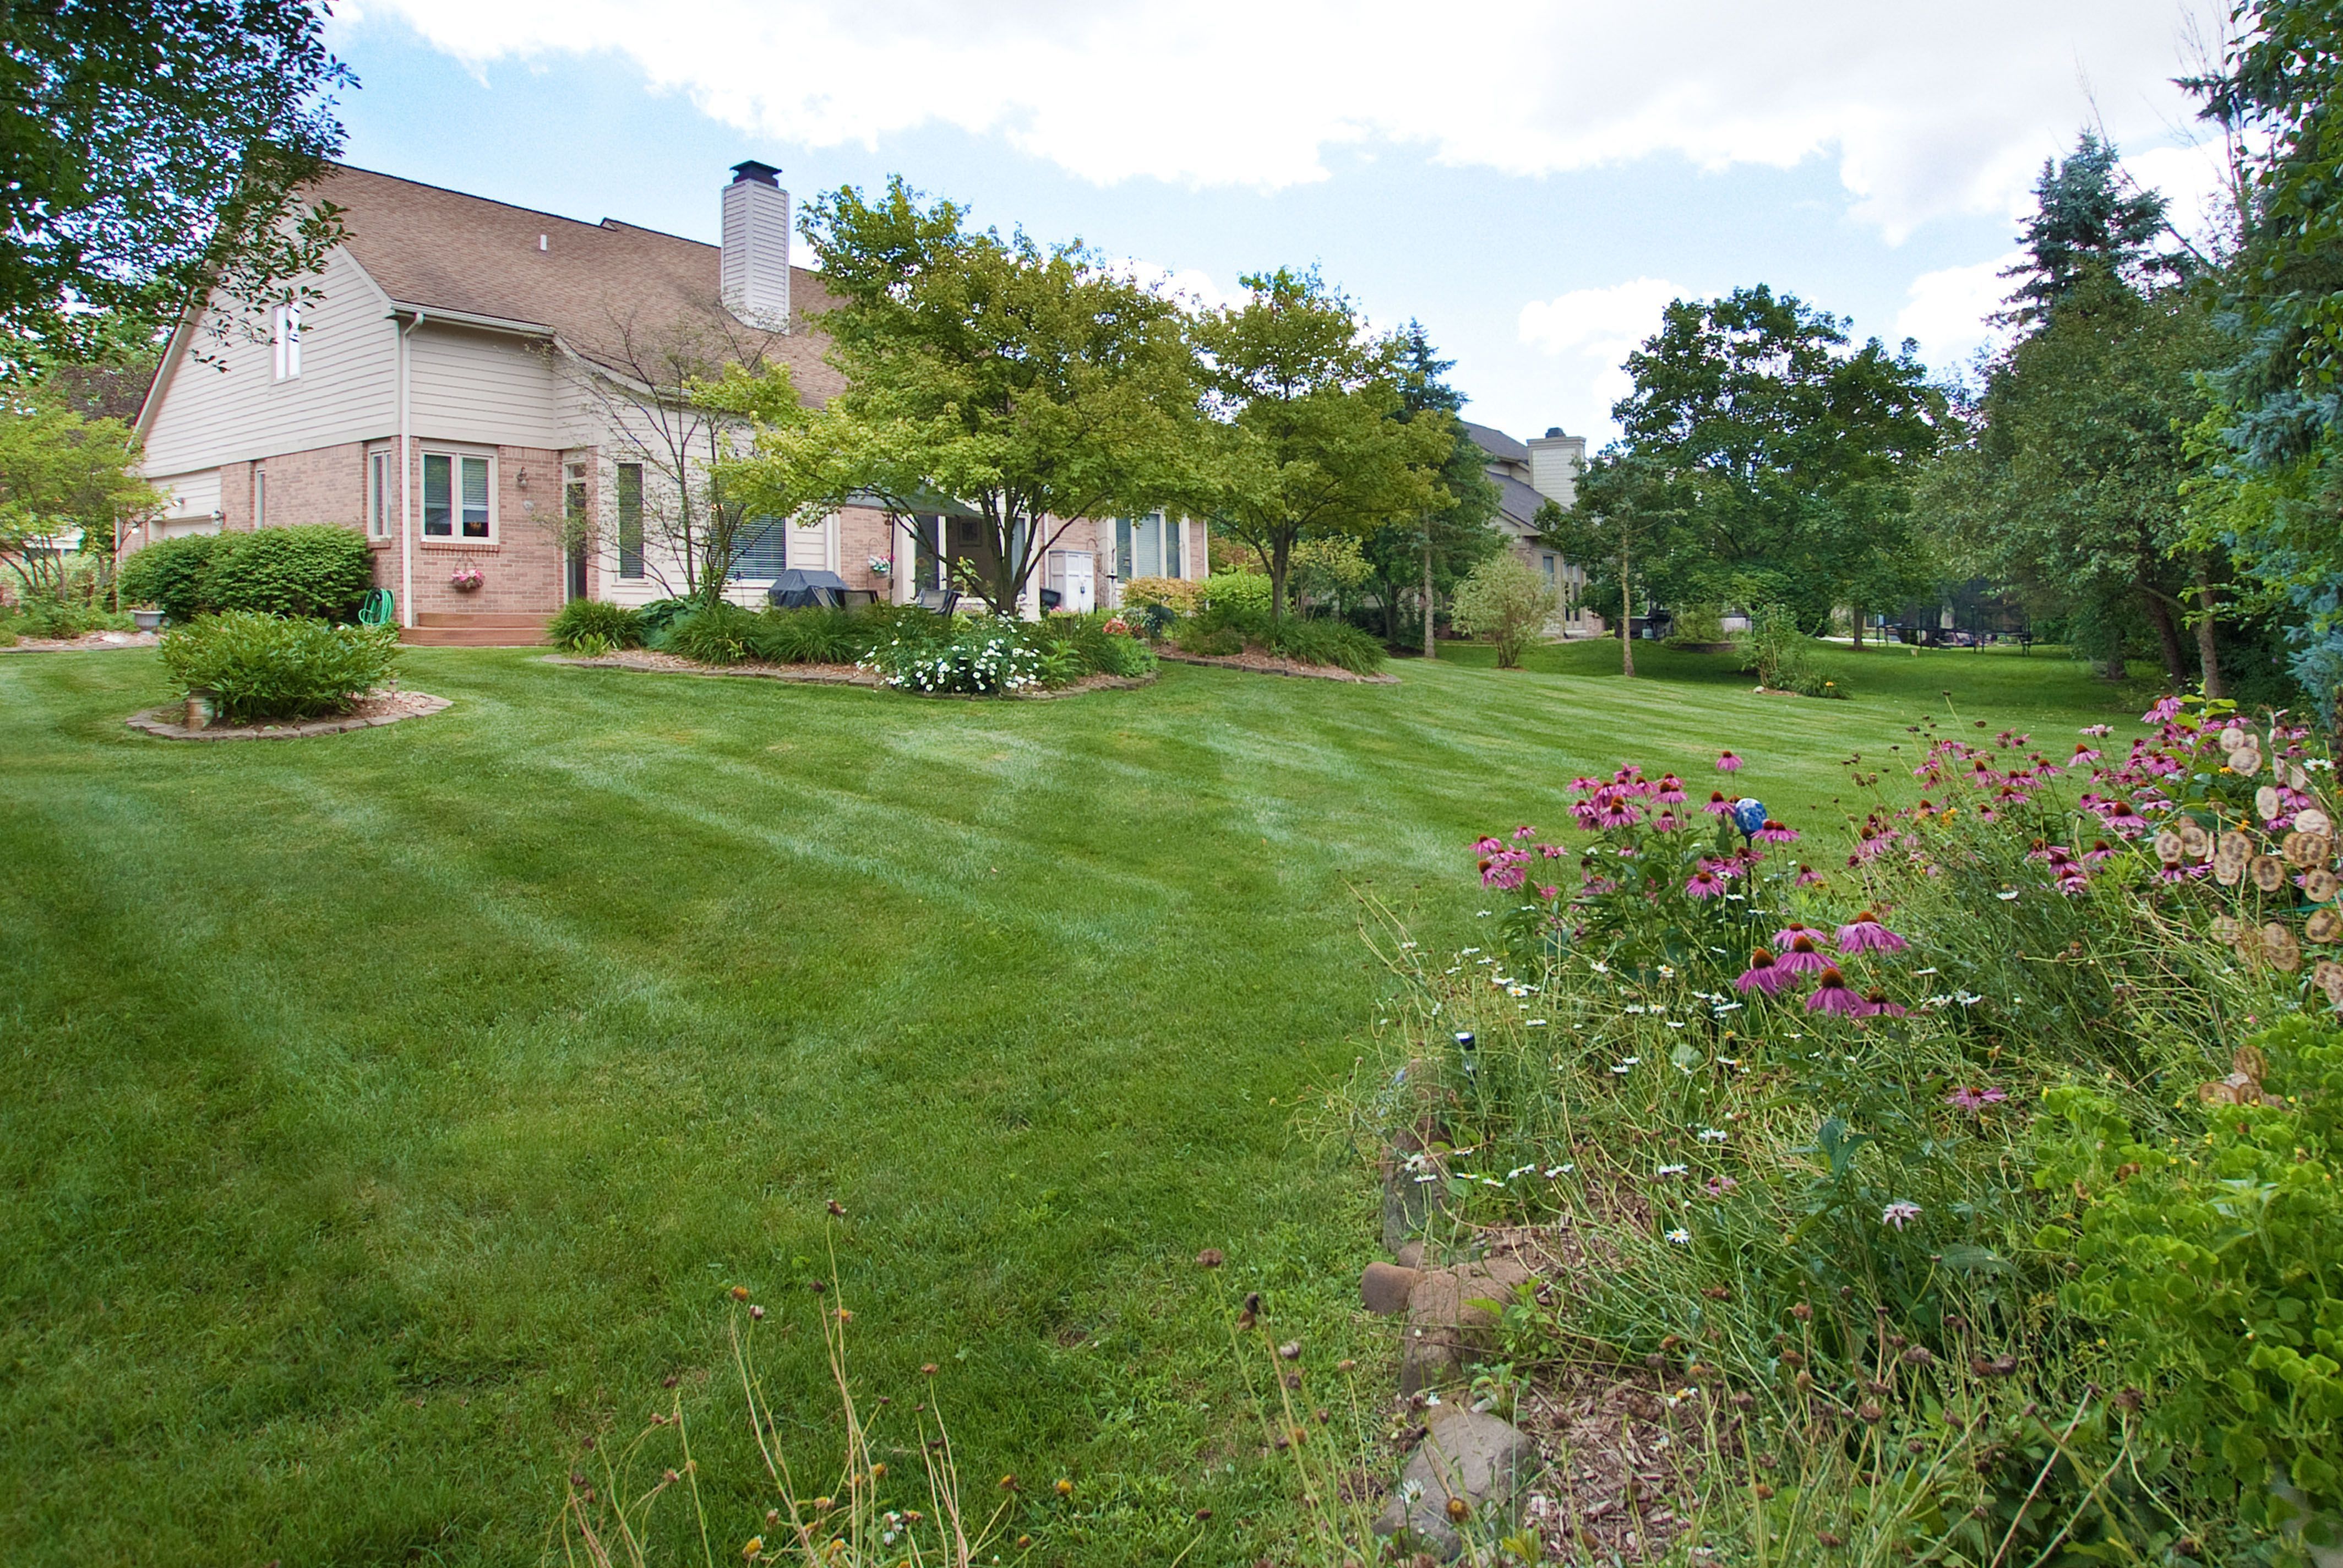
left=1372, top=1405, right=1541, bottom=1560
left=1360, top=1261, right=1419, bottom=1315
left=1397, top=1258, right=1533, bottom=1394
left=1394, top=1240, right=1425, bottom=1270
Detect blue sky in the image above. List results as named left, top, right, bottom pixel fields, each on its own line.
left=324, top=1, right=2230, bottom=444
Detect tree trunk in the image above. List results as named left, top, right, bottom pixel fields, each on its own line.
left=1619, top=540, right=1634, bottom=679
left=1851, top=607, right=1864, bottom=651
left=1268, top=538, right=1289, bottom=622
left=2142, top=583, right=2188, bottom=688
left=1422, top=541, right=1435, bottom=660
left=2193, top=557, right=2225, bottom=700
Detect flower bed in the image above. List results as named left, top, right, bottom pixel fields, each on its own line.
left=1341, top=698, right=2343, bottom=1561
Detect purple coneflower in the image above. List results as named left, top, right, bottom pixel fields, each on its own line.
left=1703, top=790, right=1734, bottom=816
left=1513, top=824, right=1536, bottom=839
left=1705, top=1175, right=1739, bottom=1197
left=1654, top=811, right=1680, bottom=832
left=2105, top=799, right=2149, bottom=836
left=1541, top=843, right=1565, bottom=859
left=1777, top=935, right=1830, bottom=974
left=2079, top=724, right=2112, bottom=738
left=1836, top=911, right=1908, bottom=954
left=1754, top=819, right=1800, bottom=843
left=1796, top=864, right=1825, bottom=888
left=1770, top=920, right=1816, bottom=951
left=1655, top=774, right=1688, bottom=804
left=1806, top=966, right=1865, bottom=1015
left=1473, top=835, right=1503, bottom=855
left=1594, top=796, right=1644, bottom=830
left=1717, top=750, right=1742, bottom=772
left=1881, top=1200, right=1921, bottom=1231
left=1859, top=989, right=1906, bottom=1017
left=1736, top=950, right=1790, bottom=995
left=1685, top=869, right=1725, bottom=899
left=2083, top=839, right=2115, bottom=865
left=1538, top=884, right=1560, bottom=901
left=1944, top=1085, right=2008, bottom=1112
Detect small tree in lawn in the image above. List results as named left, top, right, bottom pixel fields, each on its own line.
left=1535, top=448, right=1690, bottom=678
left=556, top=295, right=795, bottom=607
left=798, top=177, right=1201, bottom=616
left=1448, top=554, right=1556, bottom=668
left=1191, top=268, right=1448, bottom=619
left=1359, top=322, right=1503, bottom=653
left=0, top=391, right=160, bottom=604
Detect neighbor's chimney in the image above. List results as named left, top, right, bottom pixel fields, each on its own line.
left=721, top=160, right=791, bottom=331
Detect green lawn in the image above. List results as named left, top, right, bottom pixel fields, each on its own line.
left=0, top=640, right=2152, bottom=1565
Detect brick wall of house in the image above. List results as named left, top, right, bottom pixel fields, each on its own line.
left=836, top=504, right=891, bottom=594
left=408, top=443, right=566, bottom=617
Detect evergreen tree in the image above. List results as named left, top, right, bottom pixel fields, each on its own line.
left=1999, top=133, right=2181, bottom=329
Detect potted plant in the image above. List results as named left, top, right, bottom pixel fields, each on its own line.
left=450, top=566, right=485, bottom=593
left=131, top=605, right=165, bottom=632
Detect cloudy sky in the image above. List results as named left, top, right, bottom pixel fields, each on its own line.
left=326, top=0, right=2234, bottom=444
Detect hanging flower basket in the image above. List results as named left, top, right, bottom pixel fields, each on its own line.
left=868, top=555, right=892, bottom=577
left=450, top=567, right=485, bottom=592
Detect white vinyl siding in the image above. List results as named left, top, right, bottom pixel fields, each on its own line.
left=151, top=469, right=220, bottom=522
left=141, top=248, right=397, bottom=475
left=407, top=324, right=565, bottom=449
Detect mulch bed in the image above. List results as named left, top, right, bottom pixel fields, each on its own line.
left=4, top=629, right=160, bottom=652
left=127, top=690, right=450, bottom=742
left=544, top=650, right=1153, bottom=700
left=1156, top=649, right=1398, bottom=684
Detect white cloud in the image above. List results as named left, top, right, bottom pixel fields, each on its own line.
left=355, top=0, right=2216, bottom=238
left=1517, top=277, right=1687, bottom=439
left=1895, top=252, right=2020, bottom=378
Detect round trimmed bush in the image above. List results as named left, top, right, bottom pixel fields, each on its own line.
left=118, top=534, right=226, bottom=622
left=205, top=526, right=375, bottom=620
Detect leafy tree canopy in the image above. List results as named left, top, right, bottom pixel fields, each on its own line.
left=1583, top=284, right=1943, bottom=630
left=0, top=0, right=351, bottom=368
left=797, top=176, right=1202, bottom=615
left=1358, top=320, right=1501, bottom=642
left=1191, top=269, right=1450, bottom=619
left=0, top=388, right=159, bottom=598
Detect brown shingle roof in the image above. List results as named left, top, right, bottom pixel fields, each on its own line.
left=313, top=162, right=846, bottom=404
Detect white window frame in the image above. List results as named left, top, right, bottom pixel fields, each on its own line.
left=271, top=304, right=301, bottom=380
left=366, top=448, right=393, bottom=539
left=418, top=446, right=497, bottom=543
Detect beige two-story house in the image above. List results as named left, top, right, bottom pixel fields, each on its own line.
left=132, top=161, right=1208, bottom=643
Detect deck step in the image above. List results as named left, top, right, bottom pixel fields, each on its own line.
left=414, top=610, right=553, bottom=629
left=402, top=609, right=554, bottom=647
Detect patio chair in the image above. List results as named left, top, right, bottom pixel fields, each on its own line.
left=913, top=587, right=961, bottom=617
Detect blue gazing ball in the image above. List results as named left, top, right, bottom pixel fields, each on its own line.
left=1730, top=797, right=1768, bottom=837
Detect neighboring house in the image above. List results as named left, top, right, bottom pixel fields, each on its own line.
left=130, top=161, right=1207, bottom=641
left=1460, top=420, right=1603, bottom=637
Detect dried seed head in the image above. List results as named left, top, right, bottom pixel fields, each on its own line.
left=1196, top=1248, right=1225, bottom=1269
left=1279, top=1340, right=1302, bottom=1360
left=1446, top=1496, right=1471, bottom=1524
left=1791, top=1303, right=1813, bottom=1321
left=729, top=1285, right=750, bottom=1302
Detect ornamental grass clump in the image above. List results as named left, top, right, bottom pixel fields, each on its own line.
left=160, top=611, right=401, bottom=722
left=1332, top=694, right=2343, bottom=1563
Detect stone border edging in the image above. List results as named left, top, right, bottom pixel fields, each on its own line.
left=1156, top=650, right=1398, bottom=684
left=126, top=694, right=450, bottom=742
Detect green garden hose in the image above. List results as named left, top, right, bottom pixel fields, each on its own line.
left=358, top=589, right=394, bottom=627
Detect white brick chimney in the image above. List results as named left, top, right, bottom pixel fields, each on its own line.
left=1527, top=427, right=1585, bottom=507
left=721, top=160, right=791, bottom=331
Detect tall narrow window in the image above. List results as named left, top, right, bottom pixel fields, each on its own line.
left=1164, top=515, right=1183, bottom=579
left=422, top=453, right=452, bottom=536
left=1114, top=517, right=1134, bottom=580
left=367, top=450, right=391, bottom=538
left=271, top=304, right=301, bottom=380
left=458, top=455, right=489, bottom=538
left=615, top=462, right=644, bottom=579
left=252, top=466, right=266, bottom=529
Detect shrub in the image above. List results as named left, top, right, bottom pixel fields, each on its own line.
left=568, top=632, right=615, bottom=659
left=863, top=618, right=1043, bottom=694
left=1735, top=600, right=1840, bottom=696
left=1200, top=570, right=1273, bottom=614
left=661, top=601, right=766, bottom=666
left=160, top=612, right=402, bottom=722
left=0, top=623, right=15, bottom=647
left=547, top=598, right=645, bottom=652
left=1027, top=609, right=1159, bottom=682
left=205, top=525, right=374, bottom=620
left=635, top=597, right=697, bottom=644
left=6, top=597, right=132, bottom=638
left=1175, top=602, right=1385, bottom=673
left=1447, top=554, right=1556, bottom=667
left=118, top=534, right=225, bottom=622
left=1661, top=602, right=1726, bottom=647
left=1121, top=575, right=1202, bottom=618
left=749, top=606, right=867, bottom=665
